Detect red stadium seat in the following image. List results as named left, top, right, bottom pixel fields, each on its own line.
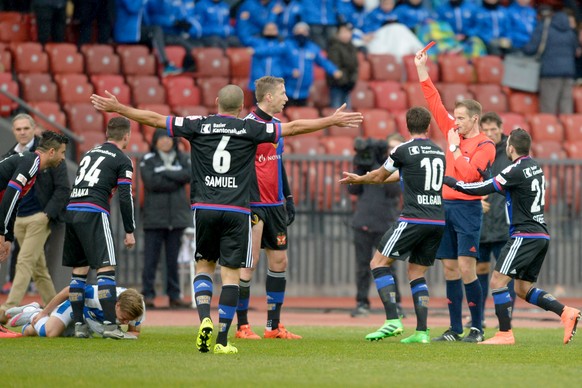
left=193, top=47, right=229, bottom=78
left=226, top=47, right=252, bottom=78
left=173, top=105, right=209, bottom=117
left=163, top=76, right=201, bottom=110
left=531, top=141, right=566, bottom=160
left=77, top=131, right=107, bottom=156
left=439, top=54, right=474, bottom=84
left=18, top=73, right=58, bottom=103
left=435, top=83, right=473, bottom=111
left=0, top=15, right=31, bottom=43
left=573, top=86, right=582, bottom=113
left=308, top=79, right=330, bottom=109
left=196, top=76, right=229, bottom=108
left=320, top=107, right=362, bottom=138
left=368, top=54, right=402, bottom=82
left=29, top=101, right=66, bottom=132
left=313, top=65, right=325, bottom=81
left=403, top=54, right=439, bottom=82
left=285, top=106, right=320, bottom=122
left=14, top=42, right=48, bottom=73
left=402, top=82, right=428, bottom=109
left=132, top=79, right=166, bottom=105
left=0, top=49, right=11, bottom=72
left=63, top=103, right=104, bottom=134
left=351, top=81, right=375, bottom=109
left=499, top=112, right=529, bottom=134
left=91, top=74, right=131, bottom=105
left=469, top=84, right=508, bottom=113
left=0, top=72, right=17, bottom=116
left=563, top=141, right=582, bottom=159
left=369, top=80, right=407, bottom=112
left=473, top=55, right=503, bottom=84
left=116, top=45, right=156, bottom=76
left=286, top=137, right=325, bottom=155
left=81, top=44, right=121, bottom=75
left=126, top=134, right=150, bottom=154
left=360, top=109, right=397, bottom=139
left=560, top=114, right=582, bottom=141
left=45, top=43, right=84, bottom=74
left=230, top=77, right=254, bottom=108
left=508, top=92, right=539, bottom=115
left=357, top=52, right=371, bottom=81
left=137, top=103, right=171, bottom=143
left=54, top=74, right=94, bottom=104
left=528, top=113, right=564, bottom=142
left=166, top=45, right=186, bottom=69
left=320, top=135, right=355, bottom=157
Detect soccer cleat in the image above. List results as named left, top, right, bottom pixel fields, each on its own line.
left=8, top=308, right=41, bottom=327
left=0, top=324, right=22, bottom=338
left=561, top=306, right=581, bottom=344
left=74, top=322, right=90, bottom=339
left=196, top=317, right=214, bottom=352
left=462, top=327, right=484, bottom=343
left=102, top=324, right=125, bottom=339
left=365, top=319, right=404, bottom=341
left=213, top=342, right=239, bottom=354
left=478, top=330, right=515, bottom=345
left=5, top=302, right=41, bottom=319
left=235, top=324, right=261, bottom=340
left=463, top=317, right=487, bottom=329
left=432, top=328, right=463, bottom=342
left=264, top=323, right=302, bottom=339
left=400, top=329, right=430, bottom=344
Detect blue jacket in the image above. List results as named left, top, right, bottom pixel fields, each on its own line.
left=280, top=0, right=302, bottom=38
left=248, top=37, right=289, bottom=91
left=300, top=0, right=339, bottom=26
left=362, top=6, right=398, bottom=34
left=474, top=5, right=510, bottom=44
left=236, top=0, right=285, bottom=46
left=194, top=0, right=233, bottom=38
left=506, top=2, right=537, bottom=49
left=436, top=2, right=477, bottom=37
left=337, top=0, right=366, bottom=31
left=393, top=3, right=434, bottom=31
left=523, top=12, right=578, bottom=79
left=114, top=0, right=146, bottom=43
left=144, top=0, right=202, bottom=38
left=284, top=38, right=339, bottom=100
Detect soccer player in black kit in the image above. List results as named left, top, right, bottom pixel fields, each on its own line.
left=445, top=128, right=581, bottom=345
left=63, top=117, right=136, bottom=340
left=90, top=85, right=363, bottom=354
left=340, top=107, right=445, bottom=344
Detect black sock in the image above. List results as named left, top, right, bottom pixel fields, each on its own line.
left=216, top=285, right=239, bottom=346
left=492, top=287, right=513, bottom=331
left=266, top=270, right=286, bottom=330
left=410, top=277, right=429, bottom=331
left=97, top=270, right=117, bottom=324
left=194, top=273, right=213, bottom=321
left=372, top=267, right=398, bottom=320
left=236, top=279, right=251, bottom=328
left=525, top=287, right=565, bottom=316
left=69, top=274, right=87, bottom=324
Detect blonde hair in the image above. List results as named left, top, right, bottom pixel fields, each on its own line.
left=117, top=288, right=144, bottom=320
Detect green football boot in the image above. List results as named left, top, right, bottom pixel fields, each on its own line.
left=365, top=319, right=404, bottom=341
left=400, top=329, right=430, bottom=344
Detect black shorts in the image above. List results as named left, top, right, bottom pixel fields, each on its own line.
left=495, top=237, right=549, bottom=282
left=194, top=209, right=252, bottom=269
left=251, top=205, right=288, bottom=250
left=62, top=210, right=117, bottom=269
left=378, top=221, right=444, bottom=267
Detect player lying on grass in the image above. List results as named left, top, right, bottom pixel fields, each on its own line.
left=444, top=128, right=581, bottom=345
left=4, top=285, right=144, bottom=339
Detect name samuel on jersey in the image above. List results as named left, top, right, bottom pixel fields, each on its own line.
left=205, top=175, right=238, bottom=188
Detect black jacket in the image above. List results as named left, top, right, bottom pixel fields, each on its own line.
left=326, top=37, right=359, bottom=89
left=140, top=147, right=192, bottom=230
left=2, top=137, right=70, bottom=224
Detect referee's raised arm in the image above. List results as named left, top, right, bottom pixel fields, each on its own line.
left=91, top=91, right=168, bottom=129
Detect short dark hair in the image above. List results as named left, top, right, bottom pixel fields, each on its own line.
left=37, top=130, right=68, bottom=151
left=480, top=111, right=503, bottom=127
left=218, top=84, right=244, bottom=112
left=455, top=99, right=482, bottom=118
left=106, top=116, right=131, bottom=141
left=406, top=106, right=431, bottom=135
left=508, top=128, right=531, bottom=156
left=254, top=76, right=285, bottom=103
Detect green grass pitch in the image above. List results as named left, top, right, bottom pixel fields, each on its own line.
left=3, top=326, right=580, bottom=387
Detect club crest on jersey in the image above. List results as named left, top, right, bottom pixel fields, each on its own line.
left=276, top=233, right=287, bottom=246
left=175, top=117, right=184, bottom=127
left=16, top=173, right=27, bottom=186
left=201, top=124, right=211, bottom=134
left=408, top=146, right=420, bottom=155
left=126, top=171, right=133, bottom=179
left=523, top=168, right=532, bottom=178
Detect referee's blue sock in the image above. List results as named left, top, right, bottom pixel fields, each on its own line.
left=69, top=274, right=87, bottom=325
left=477, top=273, right=489, bottom=318
left=410, top=277, right=429, bottom=331
left=97, top=270, right=117, bottom=324
left=492, top=287, right=513, bottom=331
left=446, top=279, right=464, bottom=334
left=216, top=284, right=239, bottom=346
left=525, top=287, right=565, bottom=316
left=266, top=269, right=286, bottom=330
left=194, top=273, right=213, bottom=321
left=372, top=267, right=399, bottom=320
left=236, top=278, right=251, bottom=328
left=465, top=279, right=483, bottom=332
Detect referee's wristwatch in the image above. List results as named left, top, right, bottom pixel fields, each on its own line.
left=449, top=144, right=459, bottom=153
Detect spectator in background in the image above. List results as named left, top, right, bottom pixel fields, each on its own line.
left=301, top=0, right=340, bottom=50
left=284, top=22, right=342, bottom=106
left=236, top=0, right=285, bottom=47
left=32, top=0, right=66, bottom=44
left=348, top=133, right=404, bottom=318
left=140, top=129, right=192, bottom=310
left=74, top=0, right=115, bottom=46
left=362, top=0, right=399, bottom=36
left=393, top=0, right=434, bottom=33
left=337, top=0, right=367, bottom=32
left=506, top=0, right=537, bottom=51
left=247, top=23, right=288, bottom=96
left=474, top=0, right=512, bottom=55
left=434, top=0, right=486, bottom=58
left=437, top=0, right=478, bottom=40
left=194, top=0, right=240, bottom=48
left=327, top=24, right=359, bottom=108
left=280, top=0, right=302, bottom=39
left=523, top=9, right=578, bottom=114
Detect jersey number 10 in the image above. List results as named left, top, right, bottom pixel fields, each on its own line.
left=420, top=157, right=444, bottom=191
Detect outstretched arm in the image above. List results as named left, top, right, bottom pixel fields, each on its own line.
left=444, top=176, right=500, bottom=196
left=281, top=103, right=363, bottom=137
left=340, top=166, right=392, bottom=185
left=90, top=91, right=167, bottom=129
